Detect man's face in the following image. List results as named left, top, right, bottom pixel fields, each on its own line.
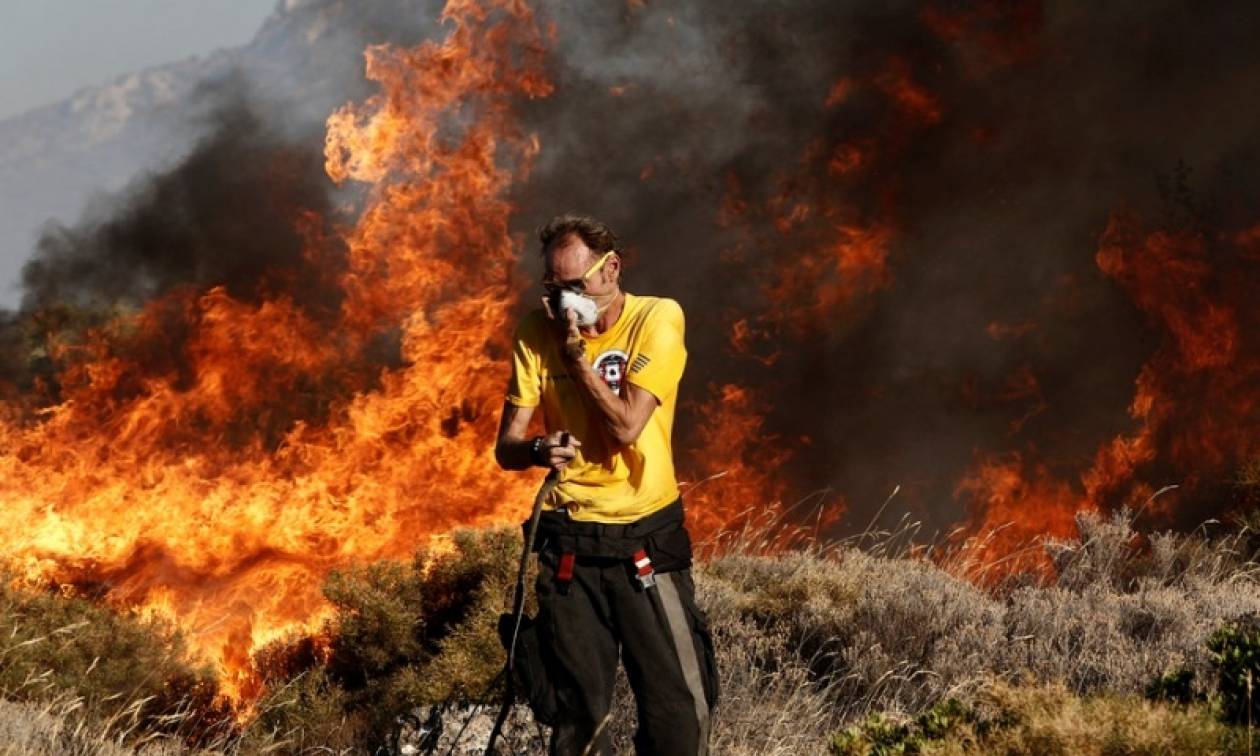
left=542, top=233, right=619, bottom=299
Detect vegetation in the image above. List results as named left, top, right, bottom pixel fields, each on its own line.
left=0, top=509, right=1258, bottom=753
left=0, top=571, right=228, bottom=750
left=829, top=683, right=1244, bottom=755
left=241, top=528, right=522, bottom=752
left=1207, top=615, right=1260, bottom=728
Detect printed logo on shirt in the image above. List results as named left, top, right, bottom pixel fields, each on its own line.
left=593, top=349, right=629, bottom=393
left=630, top=354, right=651, bottom=374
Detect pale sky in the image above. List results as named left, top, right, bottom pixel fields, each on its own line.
left=0, top=0, right=279, bottom=122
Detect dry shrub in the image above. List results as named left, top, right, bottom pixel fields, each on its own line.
left=3, top=509, right=1257, bottom=754
left=0, top=572, right=227, bottom=745
left=698, top=615, right=840, bottom=755
left=602, top=595, right=845, bottom=755
left=692, top=508, right=1260, bottom=733
left=701, top=548, right=1002, bottom=718
left=1013, top=510, right=1260, bottom=695
left=235, top=667, right=358, bottom=754
left=970, top=684, right=1242, bottom=755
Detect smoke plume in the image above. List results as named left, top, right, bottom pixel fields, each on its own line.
left=515, top=0, right=1260, bottom=538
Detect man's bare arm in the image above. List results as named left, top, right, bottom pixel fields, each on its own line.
left=560, top=312, right=658, bottom=447
left=494, top=401, right=582, bottom=471
left=494, top=402, right=537, bottom=470
left=569, top=364, right=658, bottom=447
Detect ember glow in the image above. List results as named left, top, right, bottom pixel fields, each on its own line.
left=3, top=0, right=1260, bottom=704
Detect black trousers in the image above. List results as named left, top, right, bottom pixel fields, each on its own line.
left=535, top=551, right=718, bottom=756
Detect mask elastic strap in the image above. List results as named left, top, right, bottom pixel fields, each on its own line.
left=588, top=289, right=619, bottom=315
left=580, top=251, right=619, bottom=317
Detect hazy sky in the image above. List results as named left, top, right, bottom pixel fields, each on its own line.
left=0, top=1, right=279, bottom=122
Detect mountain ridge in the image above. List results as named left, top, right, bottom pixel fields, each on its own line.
left=0, top=0, right=439, bottom=308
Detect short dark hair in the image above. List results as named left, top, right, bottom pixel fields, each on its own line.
left=537, top=213, right=620, bottom=257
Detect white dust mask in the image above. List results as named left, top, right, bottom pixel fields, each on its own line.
left=558, top=289, right=600, bottom=326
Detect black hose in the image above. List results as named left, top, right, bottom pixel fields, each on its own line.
left=483, top=459, right=562, bottom=754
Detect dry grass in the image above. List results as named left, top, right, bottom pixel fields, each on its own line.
left=595, top=507, right=1260, bottom=753
left=1, top=508, right=1257, bottom=754
left=0, top=571, right=234, bottom=753
left=832, top=680, right=1245, bottom=755
left=695, top=510, right=1260, bottom=723
left=0, top=690, right=236, bottom=756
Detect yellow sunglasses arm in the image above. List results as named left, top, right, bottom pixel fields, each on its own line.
left=581, top=251, right=617, bottom=281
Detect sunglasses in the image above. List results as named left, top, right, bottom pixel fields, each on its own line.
left=541, top=250, right=616, bottom=293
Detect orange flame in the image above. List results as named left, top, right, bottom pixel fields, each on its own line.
left=953, top=210, right=1260, bottom=576
left=0, top=0, right=555, bottom=702
left=954, top=452, right=1085, bottom=579
left=0, top=0, right=812, bottom=705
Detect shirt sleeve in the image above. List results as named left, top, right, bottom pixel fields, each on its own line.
left=626, top=298, right=687, bottom=403
left=506, top=315, right=542, bottom=407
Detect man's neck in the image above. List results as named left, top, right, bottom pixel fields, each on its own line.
left=581, top=289, right=626, bottom=337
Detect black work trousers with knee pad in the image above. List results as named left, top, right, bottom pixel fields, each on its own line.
left=534, top=550, right=719, bottom=756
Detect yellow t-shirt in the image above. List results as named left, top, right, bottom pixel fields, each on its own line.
left=506, top=293, right=687, bottom=523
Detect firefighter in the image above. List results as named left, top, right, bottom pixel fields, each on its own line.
left=494, top=214, right=718, bottom=755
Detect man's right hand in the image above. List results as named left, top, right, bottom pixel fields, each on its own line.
left=541, top=431, right=581, bottom=470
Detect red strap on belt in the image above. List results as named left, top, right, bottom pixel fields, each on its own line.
left=632, top=548, right=656, bottom=589
left=557, top=552, right=576, bottom=583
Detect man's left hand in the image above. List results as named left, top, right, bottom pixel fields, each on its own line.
left=562, top=308, right=586, bottom=364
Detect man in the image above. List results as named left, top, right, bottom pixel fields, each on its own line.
left=495, top=214, right=718, bottom=755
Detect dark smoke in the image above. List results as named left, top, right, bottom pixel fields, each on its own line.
left=8, top=0, right=461, bottom=322
left=23, top=82, right=345, bottom=318
left=513, top=0, right=1260, bottom=532
left=7, top=0, right=1260, bottom=535
left=0, top=80, right=347, bottom=414
left=0, top=0, right=455, bottom=406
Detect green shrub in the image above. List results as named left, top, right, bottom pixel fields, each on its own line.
left=1145, top=668, right=1198, bottom=705
left=1207, top=614, right=1260, bottom=727
left=829, top=698, right=980, bottom=755
left=829, top=713, right=914, bottom=755
left=914, top=697, right=975, bottom=740
left=244, top=527, right=520, bottom=751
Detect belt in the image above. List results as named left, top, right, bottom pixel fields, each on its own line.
left=533, top=501, right=682, bottom=594
left=534, top=497, right=684, bottom=543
